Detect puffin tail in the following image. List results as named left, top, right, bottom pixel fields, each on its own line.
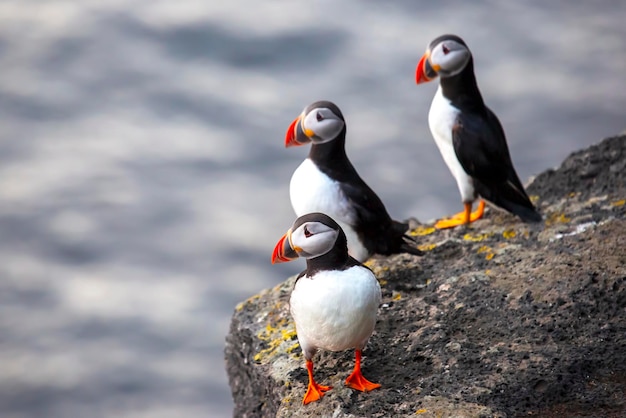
left=507, top=202, right=542, bottom=223
left=393, top=220, right=424, bottom=256
left=489, top=195, right=542, bottom=223
left=401, top=239, right=424, bottom=256
left=476, top=180, right=542, bottom=224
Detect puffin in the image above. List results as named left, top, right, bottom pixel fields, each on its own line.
left=285, top=100, right=423, bottom=261
left=415, top=34, right=542, bottom=229
left=272, top=212, right=382, bottom=405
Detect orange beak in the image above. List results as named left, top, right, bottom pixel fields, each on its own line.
left=415, top=51, right=437, bottom=84
left=271, top=230, right=299, bottom=264
left=285, top=116, right=311, bottom=148
left=285, top=117, right=299, bottom=147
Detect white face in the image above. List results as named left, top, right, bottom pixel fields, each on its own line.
left=429, top=39, right=471, bottom=78
left=290, top=220, right=339, bottom=259
left=301, top=107, right=345, bottom=144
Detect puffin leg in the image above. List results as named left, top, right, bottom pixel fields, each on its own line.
left=302, top=359, right=332, bottom=405
left=434, top=200, right=486, bottom=229
left=345, top=350, right=381, bottom=392
left=471, top=200, right=486, bottom=222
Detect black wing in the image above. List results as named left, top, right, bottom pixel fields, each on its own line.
left=318, top=156, right=422, bottom=256
left=338, top=173, right=423, bottom=256
left=452, top=108, right=541, bottom=222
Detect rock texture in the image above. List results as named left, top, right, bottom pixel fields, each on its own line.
left=225, top=134, right=626, bottom=418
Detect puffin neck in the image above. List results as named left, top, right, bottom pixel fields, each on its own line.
left=307, top=127, right=349, bottom=170
left=304, top=232, right=352, bottom=275
left=439, top=57, right=486, bottom=113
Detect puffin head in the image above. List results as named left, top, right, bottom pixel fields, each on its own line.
left=271, top=212, right=345, bottom=264
left=416, top=34, right=471, bottom=84
left=284, top=101, right=346, bottom=148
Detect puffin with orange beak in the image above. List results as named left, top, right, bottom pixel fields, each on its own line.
left=415, top=34, right=541, bottom=228
left=272, top=212, right=382, bottom=405
left=285, top=100, right=422, bottom=262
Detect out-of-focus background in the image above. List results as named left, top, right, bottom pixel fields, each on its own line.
left=0, top=1, right=624, bottom=417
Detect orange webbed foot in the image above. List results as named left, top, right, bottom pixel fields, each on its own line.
left=302, top=359, right=332, bottom=405
left=435, top=200, right=485, bottom=229
left=434, top=216, right=468, bottom=229
left=345, top=350, right=381, bottom=392
left=303, top=381, right=333, bottom=405
left=345, top=370, right=381, bottom=392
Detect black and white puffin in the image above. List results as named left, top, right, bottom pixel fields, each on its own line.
left=285, top=100, right=423, bottom=261
left=415, top=34, right=541, bottom=229
left=272, top=212, right=382, bottom=405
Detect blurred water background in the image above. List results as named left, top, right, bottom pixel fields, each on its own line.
left=0, top=1, right=624, bottom=417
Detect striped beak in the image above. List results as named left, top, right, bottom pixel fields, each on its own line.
left=415, top=50, right=439, bottom=84
left=271, top=229, right=300, bottom=264
left=285, top=114, right=313, bottom=147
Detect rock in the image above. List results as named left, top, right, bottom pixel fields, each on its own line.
left=225, top=135, right=626, bottom=418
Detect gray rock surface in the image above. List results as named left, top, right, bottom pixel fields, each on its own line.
left=225, top=134, right=626, bottom=418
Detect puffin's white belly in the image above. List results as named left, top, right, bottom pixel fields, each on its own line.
left=289, top=266, right=381, bottom=358
left=290, top=158, right=369, bottom=261
left=428, top=86, right=475, bottom=203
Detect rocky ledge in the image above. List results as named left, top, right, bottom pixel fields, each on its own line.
left=225, top=134, right=626, bottom=418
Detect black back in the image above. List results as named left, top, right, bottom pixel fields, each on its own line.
left=438, top=45, right=541, bottom=222
left=305, top=102, right=423, bottom=256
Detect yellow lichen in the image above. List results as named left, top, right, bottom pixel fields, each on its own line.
left=254, top=338, right=283, bottom=362
left=393, top=293, right=402, bottom=301
left=281, top=329, right=295, bottom=341
left=409, top=225, right=437, bottom=236
left=258, top=321, right=284, bottom=342
left=545, top=212, right=571, bottom=226
left=378, top=279, right=388, bottom=286
left=281, top=329, right=297, bottom=341
left=253, top=314, right=298, bottom=363
left=418, top=243, right=437, bottom=252
left=236, top=294, right=262, bottom=311
left=463, top=232, right=493, bottom=242
left=477, top=245, right=494, bottom=260
left=415, top=409, right=428, bottom=415
left=529, top=195, right=540, bottom=203
left=286, top=342, right=300, bottom=354
left=368, top=264, right=390, bottom=276
left=611, top=199, right=625, bottom=207
left=502, top=229, right=516, bottom=239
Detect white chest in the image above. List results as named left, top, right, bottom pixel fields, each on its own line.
left=428, top=86, right=475, bottom=202
left=290, top=266, right=381, bottom=356
left=289, top=159, right=369, bottom=261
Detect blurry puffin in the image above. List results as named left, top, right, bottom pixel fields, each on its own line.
left=285, top=100, right=422, bottom=261
left=415, top=34, right=541, bottom=228
left=272, top=212, right=382, bottom=404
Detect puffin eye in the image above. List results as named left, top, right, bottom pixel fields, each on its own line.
left=442, top=44, right=450, bottom=55
left=303, top=225, right=313, bottom=238
left=316, top=112, right=323, bottom=122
